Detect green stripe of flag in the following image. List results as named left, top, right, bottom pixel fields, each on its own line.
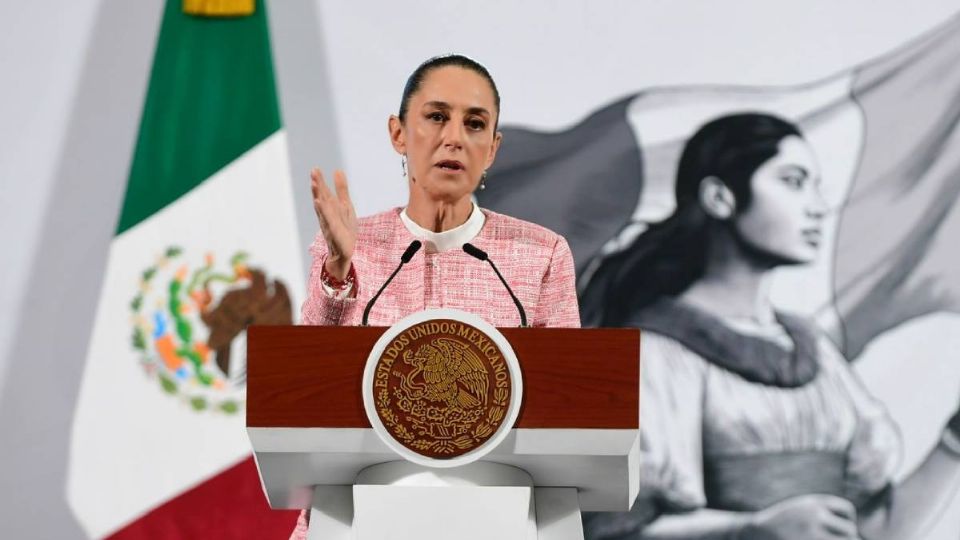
left=117, top=0, right=281, bottom=234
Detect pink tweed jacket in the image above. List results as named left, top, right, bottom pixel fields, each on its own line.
left=290, top=207, right=580, bottom=539
left=300, top=207, right=581, bottom=329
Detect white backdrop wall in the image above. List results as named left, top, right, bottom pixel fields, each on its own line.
left=0, top=1, right=163, bottom=538
left=0, top=1, right=132, bottom=402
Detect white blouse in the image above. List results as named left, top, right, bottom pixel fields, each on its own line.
left=638, top=328, right=902, bottom=511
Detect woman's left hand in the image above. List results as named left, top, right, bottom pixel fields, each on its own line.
left=311, top=168, right=358, bottom=281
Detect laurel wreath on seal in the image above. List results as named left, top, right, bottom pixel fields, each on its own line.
left=377, top=385, right=510, bottom=455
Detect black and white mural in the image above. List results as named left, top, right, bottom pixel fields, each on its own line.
left=480, top=14, right=960, bottom=540
left=288, top=3, right=960, bottom=538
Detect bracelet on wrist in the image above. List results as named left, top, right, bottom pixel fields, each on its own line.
left=321, top=262, right=355, bottom=290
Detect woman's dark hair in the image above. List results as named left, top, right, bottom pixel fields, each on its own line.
left=398, top=54, right=501, bottom=129
left=580, top=112, right=803, bottom=327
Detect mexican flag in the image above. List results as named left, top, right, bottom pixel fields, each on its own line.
left=67, top=0, right=304, bottom=537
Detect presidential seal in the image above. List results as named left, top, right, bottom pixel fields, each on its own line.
left=363, top=309, right=522, bottom=467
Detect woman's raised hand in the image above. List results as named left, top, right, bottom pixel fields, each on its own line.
left=311, top=168, right=358, bottom=281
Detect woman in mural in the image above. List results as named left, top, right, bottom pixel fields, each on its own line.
left=580, top=113, right=960, bottom=539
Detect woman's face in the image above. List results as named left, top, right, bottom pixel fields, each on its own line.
left=390, top=66, right=501, bottom=203
left=733, top=135, right=827, bottom=265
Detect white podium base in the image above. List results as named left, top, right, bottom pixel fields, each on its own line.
left=306, top=461, right=584, bottom=540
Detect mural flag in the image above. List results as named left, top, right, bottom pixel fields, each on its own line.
left=828, top=17, right=960, bottom=358
left=480, top=16, right=960, bottom=359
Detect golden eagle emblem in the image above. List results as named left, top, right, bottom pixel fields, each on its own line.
left=400, top=338, right=489, bottom=410
left=372, top=319, right=513, bottom=459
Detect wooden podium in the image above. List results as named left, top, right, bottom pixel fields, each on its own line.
left=247, top=321, right=640, bottom=539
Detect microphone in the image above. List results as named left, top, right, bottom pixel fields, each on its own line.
left=462, top=243, right=528, bottom=327
left=362, top=240, right=422, bottom=326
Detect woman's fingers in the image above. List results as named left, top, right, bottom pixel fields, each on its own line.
left=317, top=195, right=342, bottom=237
left=311, top=168, right=341, bottom=224
left=310, top=167, right=330, bottom=220
left=333, top=170, right=357, bottom=227
left=816, top=495, right=858, bottom=539
left=314, top=168, right=336, bottom=203
left=311, top=167, right=334, bottom=207
left=333, top=170, right=352, bottom=207
left=310, top=167, right=321, bottom=199
left=818, top=495, right=857, bottom=522
left=821, top=514, right=858, bottom=539
left=310, top=168, right=355, bottom=262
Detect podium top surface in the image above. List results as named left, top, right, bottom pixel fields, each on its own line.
left=247, top=326, right=639, bottom=430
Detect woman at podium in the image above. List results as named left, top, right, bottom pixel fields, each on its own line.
left=292, top=54, right=581, bottom=539
left=300, top=54, right=579, bottom=330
